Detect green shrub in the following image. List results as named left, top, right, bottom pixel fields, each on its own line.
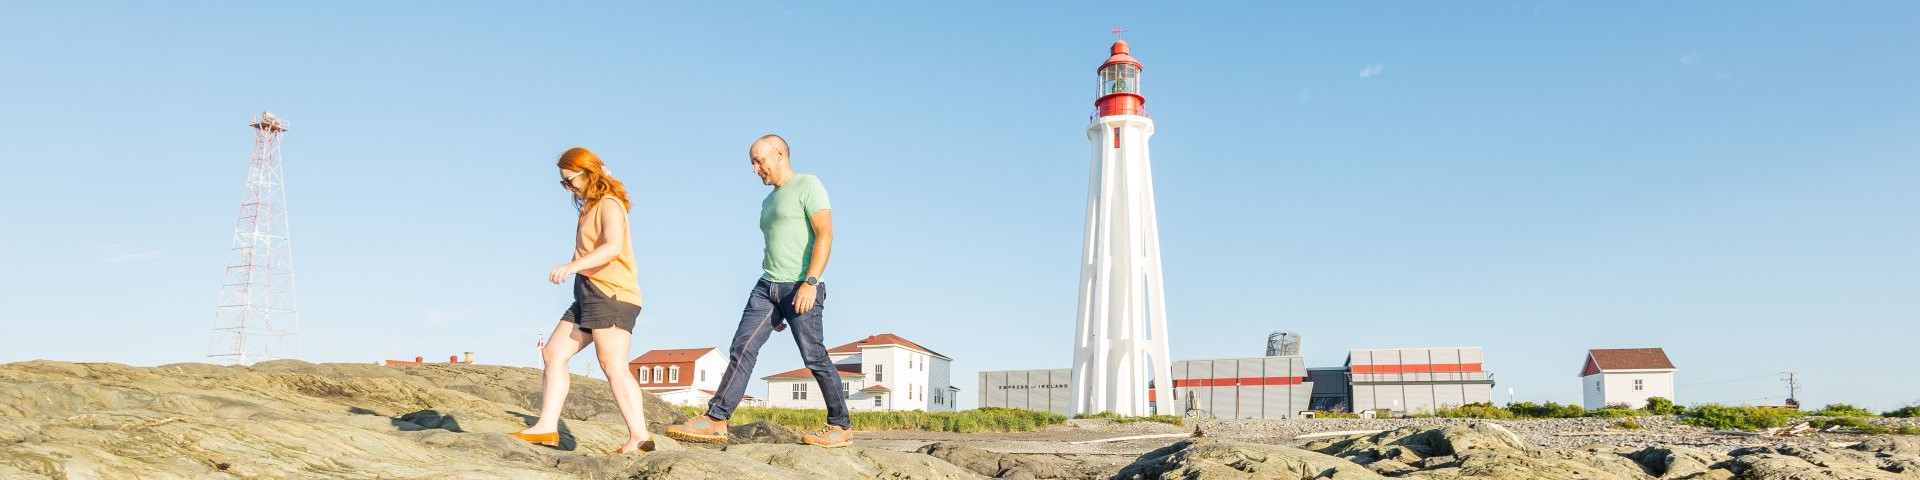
left=1589, top=407, right=1649, bottom=418
left=1809, top=416, right=1890, bottom=434
left=1073, top=412, right=1185, bottom=426
left=1884, top=403, right=1920, bottom=418
left=1644, top=397, right=1681, bottom=415
left=1813, top=403, right=1878, bottom=417
left=1681, top=404, right=1795, bottom=432
left=1895, top=426, right=1920, bottom=435
left=1507, top=401, right=1587, bottom=418
left=1614, top=420, right=1643, bottom=430
left=1312, top=411, right=1361, bottom=419
left=674, top=406, right=1067, bottom=433
left=1433, top=402, right=1515, bottom=419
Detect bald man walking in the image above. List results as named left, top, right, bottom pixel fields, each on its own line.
left=665, top=135, right=852, bottom=448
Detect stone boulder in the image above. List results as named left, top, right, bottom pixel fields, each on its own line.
left=1723, top=445, right=1919, bottom=480
left=729, top=420, right=803, bottom=446
left=727, top=443, right=986, bottom=479
left=918, top=442, right=1124, bottom=479
left=1625, top=445, right=1729, bottom=479
left=1113, top=439, right=1387, bottom=479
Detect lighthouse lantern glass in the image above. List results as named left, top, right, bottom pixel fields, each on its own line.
left=1099, top=64, right=1140, bottom=97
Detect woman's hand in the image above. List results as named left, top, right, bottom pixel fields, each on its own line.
left=548, top=262, right=579, bottom=285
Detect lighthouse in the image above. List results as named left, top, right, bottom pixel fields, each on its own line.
left=1070, top=39, right=1176, bottom=417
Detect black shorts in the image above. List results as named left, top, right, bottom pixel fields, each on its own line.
left=560, top=274, right=641, bottom=332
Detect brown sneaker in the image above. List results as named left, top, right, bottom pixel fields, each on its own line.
left=801, top=425, right=853, bottom=448
left=663, top=415, right=729, bottom=444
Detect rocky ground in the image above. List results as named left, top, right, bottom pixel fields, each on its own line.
left=3, top=360, right=1916, bottom=479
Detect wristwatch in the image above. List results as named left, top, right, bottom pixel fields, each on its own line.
left=803, top=276, right=821, bottom=286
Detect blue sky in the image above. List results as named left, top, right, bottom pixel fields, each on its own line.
left=2, top=2, right=1916, bottom=411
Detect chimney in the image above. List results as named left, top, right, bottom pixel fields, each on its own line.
left=449, top=355, right=459, bottom=363
left=464, top=352, right=474, bottom=364
left=414, top=356, right=423, bottom=364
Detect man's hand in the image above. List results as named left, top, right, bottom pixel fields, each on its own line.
left=548, top=262, right=578, bottom=285
left=792, top=283, right=818, bottom=315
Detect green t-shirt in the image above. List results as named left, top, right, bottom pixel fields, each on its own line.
left=760, top=174, right=831, bottom=282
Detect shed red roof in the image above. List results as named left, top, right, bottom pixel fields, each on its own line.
left=631, top=347, right=716, bottom=365
left=860, top=385, right=891, bottom=393
left=1581, top=348, right=1675, bottom=376
left=827, top=333, right=946, bottom=359
left=763, top=362, right=864, bottom=380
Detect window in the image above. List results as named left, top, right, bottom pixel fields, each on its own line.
left=1634, top=379, right=1644, bottom=391
left=669, top=366, right=680, bottom=383
left=933, top=390, right=944, bottom=405
left=873, top=395, right=883, bottom=407
left=700, top=370, right=706, bottom=382
left=791, top=382, right=808, bottom=400
left=845, top=382, right=852, bottom=396
left=875, top=364, right=884, bottom=382
left=638, top=366, right=651, bottom=384
left=909, top=384, right=914, bottom=400
left=652, top=367, right=663, bottom=384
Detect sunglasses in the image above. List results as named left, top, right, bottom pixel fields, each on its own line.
left=560, top=170, right=584, bottom=189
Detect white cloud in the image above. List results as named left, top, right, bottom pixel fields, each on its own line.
left=1359, top=64, right=1385, bottom=79
left=1680, top=51, right=1704, bottom=67
left=98, top=245, right=168, bottom=263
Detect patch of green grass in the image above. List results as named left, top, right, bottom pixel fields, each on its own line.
left=1430, top=402, right=1516, bottom=419
left=1809, top=416, right=1891, bottom=434
left=1507, top=401, right=1590, bottom=419
left=1312, top=411, right=1361, bottom=419
left=1614, top=420, right=1644, bottom=430
left=1588, top=407, right=1650, bottom=418
left=1812, top=403, right=1879, bottom=417
left=673, top=406, right=1067, bottom=433
left=1894, top=426, right=1920, bottom=435
left=1073, top=412, right=1185, bottom=426
left=1680, top=404, right=1796, bottom=432
left=1883, top=403, right=1920, bottom=418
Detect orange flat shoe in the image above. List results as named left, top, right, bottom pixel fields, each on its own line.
left=510, top=430, right=560, bottom=447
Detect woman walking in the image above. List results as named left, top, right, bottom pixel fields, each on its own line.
left=512, top=147, right=655, bottom=455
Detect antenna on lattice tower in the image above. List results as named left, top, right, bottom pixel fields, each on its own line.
left=1781, top=371, right=1801, bottom=407
left=209, top=111, right=301, bottom=364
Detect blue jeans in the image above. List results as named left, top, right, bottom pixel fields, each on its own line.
left=705, top=279, right=849, bottom=428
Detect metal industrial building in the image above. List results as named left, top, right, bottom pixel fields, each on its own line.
left=1170, top=356, right=1314, bottom=419
left=980, top=346, right=1497, bottom=417
left=1346, top=347, right=1496, bottom=415
left=978, top=369, right=1073, bottom=416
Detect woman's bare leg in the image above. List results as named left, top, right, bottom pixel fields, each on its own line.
left=525, top=321, right=591, bottom=434
left=592, top=327, right=652, bottom=451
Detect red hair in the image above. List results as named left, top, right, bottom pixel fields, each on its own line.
left=556, top=147, right=630, bottom=217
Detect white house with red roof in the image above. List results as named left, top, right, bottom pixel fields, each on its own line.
left=762, top=333, right=957, bottom=412
left=628, top=347, right=752, bottom=407
left=1580, top=348, right=1676, bottom=410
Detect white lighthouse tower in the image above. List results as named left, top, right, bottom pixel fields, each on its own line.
left=1071, top=39, right=1175, bottom=417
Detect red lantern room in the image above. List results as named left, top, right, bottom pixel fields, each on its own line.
left=1095, top=40, right=1145, bottom=117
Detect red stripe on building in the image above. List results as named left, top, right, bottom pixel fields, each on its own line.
left=1350, top=363, right=1481, bottom=374
left=1172, top=377, right=1305, bottom=388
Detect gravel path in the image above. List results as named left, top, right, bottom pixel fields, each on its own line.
left=857, top=416, right=1920, bottom=455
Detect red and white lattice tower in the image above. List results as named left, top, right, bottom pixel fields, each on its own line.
left=209, top=111, right=300, bottom=364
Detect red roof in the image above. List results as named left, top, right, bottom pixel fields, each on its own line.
left=1581, top=348, right=1675, bottom=376
left=631, top=347, right=716, bottom=365
left=860, top=385, right=890, bottom=393
left=763, top=362, right=863, bottom=380
left=827, top=333, right=946, bottom=359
